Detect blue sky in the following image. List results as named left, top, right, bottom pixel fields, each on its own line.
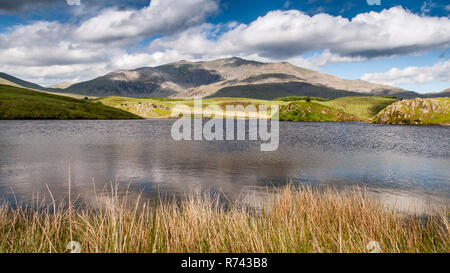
left=0, top=0, right=449, bottom=93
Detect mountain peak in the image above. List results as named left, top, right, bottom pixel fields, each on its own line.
left=6, top=57, right=437, bottom=100
left=208, top=56, right=265, bottom=67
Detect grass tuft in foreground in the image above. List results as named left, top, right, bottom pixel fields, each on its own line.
left=0, top=186, right=448, bottom=253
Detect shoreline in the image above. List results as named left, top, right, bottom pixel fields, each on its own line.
left=1, top=118, right=449, bottom=126
left=1, top=186, right=448, bottom=253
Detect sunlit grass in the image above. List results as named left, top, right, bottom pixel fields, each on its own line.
left=0, top=186, right=448, bottom=253
left=318, top=97, right=398, bottom=120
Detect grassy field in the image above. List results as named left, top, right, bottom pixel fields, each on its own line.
left=0, top=84, right=141, bottom=119
left=0, top=186, right=448, bottom=253
left=317, top=97, right=398, bottom=120
left=5, top=86, right=432, bottom=123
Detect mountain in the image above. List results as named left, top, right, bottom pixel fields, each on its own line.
left=0, top=72, right=52, bottom=92
left=49, top=82, right=75, bottom=89
left=2, top=58, right=448, bottom=99
left=426, top=88, right=450, bottom=98
left=0, top=72, right=78, bottom=92
left=63, top=57, right=424, bottom=99
left=0, top=73, right=96, bottom=99
left=65, top=64, right=223, bottom=98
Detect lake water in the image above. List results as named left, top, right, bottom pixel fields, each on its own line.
left=0, top=120, right=449, bottom=212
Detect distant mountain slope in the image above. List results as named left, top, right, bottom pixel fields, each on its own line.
left=0, top=73, right=96, bottom=99
left=180, top=57, right=410, bottom=98
left=0, top=77, right=22, bottom=88
left=0, top=84, right=140, bottom=119
left=0, top=72, right=50, bottom=91
left=49, top=82, right=75, bottom=89
left=426, top=88, right=450, bottom=98
left=60, top=57, right=425, bottom=99
left=65, top=65, right=223, bottom=97
left=205, top=82, right=363, bottom=100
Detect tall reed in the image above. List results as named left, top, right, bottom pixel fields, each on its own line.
left=0, top=185, right=448, bottom=253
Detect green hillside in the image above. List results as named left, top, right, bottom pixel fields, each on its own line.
left=279, top=101, right=358, bottom=122
left=317, top=97, right=398, bottom=120
left=99, top=95, right=400, bottom=122
left=0, top=84, right=141, bottom=119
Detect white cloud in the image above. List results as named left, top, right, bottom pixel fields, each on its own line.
left=421, top=0, right=434, bottom=15
left=0, top=5, right=449, bottom=86
left=361, top=60, right=450, bottom=85
left=0, top=0, right=218, bottom=85
left=110, top=50, right=193, bottom=70
left=148, top=7, right=450, bottom=62
left=287, top=50, right=365, bottom=70
left=219, top=7, right=450, bottom=59
left=0, top=21, right=112, bottom=66
left=75, top=0, right=218, bottom=44
left=66, top=0, right=81, bottom=6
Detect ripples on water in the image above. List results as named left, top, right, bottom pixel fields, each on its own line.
left=0, top=120, right=448, bottom=212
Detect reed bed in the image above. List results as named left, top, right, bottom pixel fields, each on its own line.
left=0, top=186, right=448, bottom=253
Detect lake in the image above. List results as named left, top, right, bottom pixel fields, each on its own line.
left=0, top=120, right=449, bottom=212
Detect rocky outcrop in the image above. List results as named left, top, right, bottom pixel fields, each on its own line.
left=374, top=98, right=450, bottom=125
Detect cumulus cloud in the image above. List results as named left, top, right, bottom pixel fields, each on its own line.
left=0, top=21, right=114, bottom=66
left=75, top=0, right=218, bottom=44
left=361, top=60, right=450, bottom=85
left=0, top=5, right=449, bottom=86
left=147, top=7, right=450, bottom=62
left=287, top=50, right=365, bottom=70
left=0, top=0, right=219, bottom=85
left=220, top=7, right=450, bottom=59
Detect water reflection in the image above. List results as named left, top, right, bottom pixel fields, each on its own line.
left=0, top=120, right=449, bottom=213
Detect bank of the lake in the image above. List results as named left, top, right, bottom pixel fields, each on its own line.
left=2, top=84, right=449, bottom=125
left=0, top=186, right=448, bottom=253
left=98, top=95, right=450, bottom=125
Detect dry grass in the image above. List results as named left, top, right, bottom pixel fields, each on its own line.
left=0, top=185, right=448, bottom=253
